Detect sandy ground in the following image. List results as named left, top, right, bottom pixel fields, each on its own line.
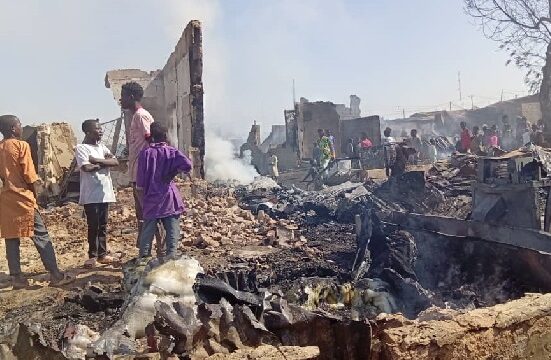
left=0, top=181, right=305, bottom=317
left=0, top=189, right=139, bottom=317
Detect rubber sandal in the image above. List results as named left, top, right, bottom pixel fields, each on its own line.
left=84, top=258, right=97, bottom=268
left=49, top=273, right=75, bottom=286
left=11, top=276, right=29, bottom=290
left=97, top=255, right=120, bottom=265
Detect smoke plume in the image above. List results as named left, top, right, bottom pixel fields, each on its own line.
left=204, top=132, right=259, bottom=184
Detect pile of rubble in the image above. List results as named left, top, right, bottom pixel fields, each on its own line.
left=39, top=180, right=305, bottom=263
left=426, top=154, right=477, bottom=196
left=4, top=162, right=551, bottom=359
left=183, top=194, right=304, bottom=249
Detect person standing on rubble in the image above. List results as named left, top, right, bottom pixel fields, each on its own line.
left=75, top=119, right=119, bottom=268
left=317, top=129, right=333, bottom=169
left=391, top=142, right=416, bottom=177
left=136, top=122, right=192, bottom=258
left=490, top=124, right=500, bottom=146
left=428, top=139, right=438, bottom=163
left=470, top=126, right=484, bottom=155
left=345, top=138, right=357, bottom=169
left=312, top=141, right=321, bottom=167
left=481, top=124, right=492, bottom=151
left=345, top=138, right=355, bottom=158
left=409, top=129, right=422, bottom=165
left=382, top=127, right=396, bottom=177
left=0, top=115, right=74, bottom=289
left=501, top=115, right=514, bottom=150
left=358, top=132, right=373, bottom=175
left=516, top=117, right=528, bottom=146
left=325, top=129, right=336, bottom=159
left=120, top=81, right=164, bottom=254
left=459, top=122, right=471, bottom=153
left=269, top=151, right=279, bottom=181
left=530, top=123, right=545, bottom=146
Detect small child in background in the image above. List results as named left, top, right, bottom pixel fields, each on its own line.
left=136, top=122, right=192, bottom=258
left=75, top=119, right=119, bottom=268
left=428, top=138, right=438, bottom=163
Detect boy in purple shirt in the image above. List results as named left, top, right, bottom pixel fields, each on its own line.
left=136, top=122, right=192, bottom=258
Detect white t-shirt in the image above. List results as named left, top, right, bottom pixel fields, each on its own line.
left=75, top=143, right=116, bottom=205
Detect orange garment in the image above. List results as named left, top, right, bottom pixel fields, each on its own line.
left=0, top=139, right=39, bottom=238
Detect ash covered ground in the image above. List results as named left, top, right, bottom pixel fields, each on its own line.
left=2, top=159, right=551, bottom=359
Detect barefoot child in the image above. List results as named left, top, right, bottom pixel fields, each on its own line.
left=75, top=119, right=119, bottom=267
left=136, top=122, right=192, bottom=258
left=0, top=115, right=72, bottom=288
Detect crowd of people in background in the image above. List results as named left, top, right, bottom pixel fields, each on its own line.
left=0, top=81, right=193, bottom=289
left=456, top=115, right=546, bottom=156
left=309, top=114, right=546, bottom=183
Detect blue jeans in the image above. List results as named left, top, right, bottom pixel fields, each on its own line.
left=139, top=215, right=180, bottom=257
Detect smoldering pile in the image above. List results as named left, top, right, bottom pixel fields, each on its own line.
left=80, top=256, right=370, bottom=359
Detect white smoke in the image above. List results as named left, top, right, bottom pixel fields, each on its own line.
left=205, top=132, right=259, bottom=184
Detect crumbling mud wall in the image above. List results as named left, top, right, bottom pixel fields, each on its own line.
left=340, top=115, right=381, bottom=151
left=105, top=20, right=205, bottom=178
left=297, top=98, right=341, bottom=159
left=22, top=123, right=76, bottom=197
left=371, top=293, right=551, bottom=359
left=259, top=125, right=286, bottom=153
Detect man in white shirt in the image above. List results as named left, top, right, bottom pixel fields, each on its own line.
left=75, top=119, right=119, bottom=267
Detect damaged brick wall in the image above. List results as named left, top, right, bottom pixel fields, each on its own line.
left=105, top=20, right=205, bottom=178
left=22, top=123, right=76, bottom=197
left=295, top=96, right=375, bottom=159
left=297, top=98, right=341, bottom=159
left=340, top=115, right=381, bottom=153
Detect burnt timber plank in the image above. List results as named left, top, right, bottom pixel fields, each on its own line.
left=380, top=211, right=551, bottom=254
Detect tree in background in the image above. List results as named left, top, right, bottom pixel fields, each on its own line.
left=465, top=0, right=551, bottom=132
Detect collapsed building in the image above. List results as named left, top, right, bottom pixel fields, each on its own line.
left=21, top=123, right=77, bottom=200
left=105, top=20, right=205, bottom=179
left=242, top=95, right=382, bottom=175
left=17, top=21, right=206, bottom=202
left=383, top=94, right=542, bottom=139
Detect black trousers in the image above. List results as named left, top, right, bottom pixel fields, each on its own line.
left=84, top=203, right=109, bottom=259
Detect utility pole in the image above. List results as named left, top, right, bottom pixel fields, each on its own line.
left=470, top=95, right=474, bottom=110
left=457, top=71, right=462, bottom=102
left=292, top=79, right=296, bottom=106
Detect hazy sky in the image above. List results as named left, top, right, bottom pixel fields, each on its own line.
left=0, top=0, right=529, bottom=139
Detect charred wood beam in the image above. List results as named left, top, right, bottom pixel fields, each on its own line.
left=381, top=211, right=551, bottom=254
left=351, top=212, right=372, bottom=281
